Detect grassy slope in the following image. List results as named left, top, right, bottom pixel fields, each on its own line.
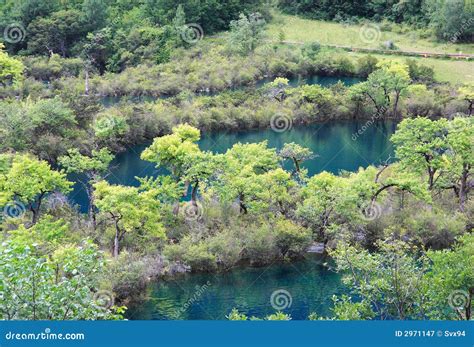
left=351, top=52, right=473, bottom=84
left=267, top=14, right=474, bottom=84
left=267, top=14, right=474, bottom=54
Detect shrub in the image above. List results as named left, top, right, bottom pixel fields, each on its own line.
left=164, top=237, right=217, bottom=272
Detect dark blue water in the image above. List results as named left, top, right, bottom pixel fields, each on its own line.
left=68, top=120, right=397, bottom=212
left=126, top=255, right=344, bottom=320
left=69, top=121, right=396, bottom=211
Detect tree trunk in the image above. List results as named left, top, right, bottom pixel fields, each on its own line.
left=371, top=184, right=396, bottom=204
left=428, top=167, right=436, bottom=190
left=239, top=194, right=248, bottom=214
left=31, top=192, right=45, bottom=225
left=466, top=287, right=473, bottom=320
left=31, top=207, right=39, bottom=225
left=113, top=222, right=122, bottom=258
left=393, top=91, right=400, bottom=117
left=292, top=158, right=300, bottom=173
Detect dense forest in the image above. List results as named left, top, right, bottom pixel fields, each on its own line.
left=0, top=0, right=473, bottom=321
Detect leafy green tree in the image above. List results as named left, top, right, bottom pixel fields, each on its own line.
left=27, top=10, right=87, bottom=57
left=326, top=235, right=473, bottom=320
left=0, top=154, right=72, bottom=224
left=94, top=113, right=129, bottom=141
left=391, top=117, right=449, bottom=190
left=82, top=0, right=108, bottom=32
left=217, top=165, right=265, bottom=214
left=299, top=84, right=333, bottom=104
left=59, top=148, right=114, bottom=228
left=136, top=176, right=183, bottom=206
left=404, top=84, right=438, bottom=118
left=348, top=163, right=431, bottom=207
left=0, top=241, right=122, bottom=320
left=357, top=55, right=378, bottom=78
left=279, top=143, right=315, bottom=175
left=297, top=171, right=356, bottom=241
left=82, top=27, right=114, bottom=74
left=442, top=117, right=474, bottom=211
left=0, top=44, right=24, bottom=86
left=106, top=25, right=174, bottom=71
left=375, top=60, right=410, bottom=116
left=217, top=141, right=278, bottom=214
left=26, top=97, right=78, bottom=162
left=273, top=217, right=312, bottom=255
left=425, top=234, right=474, bottom=320
left=8, top=215, right=69, bottom=251
left=172, top=3, right=187, bottom=42
left=351, top=61, right=410, bottom=117
left=0, top=97, right=79, bottom=163
left=94, top=181, right=166, bottom=257
left=142, top=124, right=201, bottom=183
left=331, top=240, right=430, bottom=320
left=228, top=13, right=265, bottom=55
left=425, top=0, right=474, bottom=42
left=144, top=0, right=265, bottom=33
left=182, top=151, right=218, bottom=205
left=405, top=59, right=434, bottom=83
left=14, top=0, right=60, bottom=27
left=259, top=169, right=296, bottom=215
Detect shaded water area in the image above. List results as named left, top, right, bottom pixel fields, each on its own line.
left=69, top=120, right=397, bottom=212
left=126, top=255, right=345, bottom=320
